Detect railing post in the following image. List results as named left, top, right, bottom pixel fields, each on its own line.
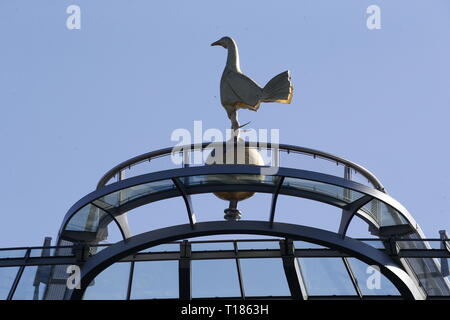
left=179, top=240, right=192, bottom=299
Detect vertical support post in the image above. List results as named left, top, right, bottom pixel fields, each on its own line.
left=343, top=166, right=351, bottom=201
left=439, top=230, right=450, bottom=277
left=269, top=176, right=284, bottom=226
left=116, top=170, right=131, bottom=238
left=183, top=148, right=190, bottom=168
left=126, top=261, right=135, bottom=300
left=279, top=239, right=307, bottom=300
left=342, top=257, right=363, bottom=298
left=179, top=240, right=192, bottom=300
left=233, top=241, right=246, bottom=299
left=33, top=237, right=52, bottom=300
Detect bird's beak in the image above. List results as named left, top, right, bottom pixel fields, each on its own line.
left=211, top=40, right=221, bottom=47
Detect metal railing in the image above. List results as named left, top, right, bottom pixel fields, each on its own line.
left=96, top=142, right=386, bottom=192
left=1, top=238, right=448, bottom=263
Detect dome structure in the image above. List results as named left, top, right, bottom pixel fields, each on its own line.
left=1, top=142, right=449, bottom=300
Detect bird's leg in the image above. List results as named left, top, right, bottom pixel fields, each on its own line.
left=230, top=110, right=240, bottom=135
left=230, top=110, right=240, bottom=131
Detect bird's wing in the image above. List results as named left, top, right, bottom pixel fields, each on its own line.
left=223, top=72, right=263, bottom=107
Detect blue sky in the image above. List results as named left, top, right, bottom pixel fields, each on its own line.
left=0, top=0, right=449, bottom=247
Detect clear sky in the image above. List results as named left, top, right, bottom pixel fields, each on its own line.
left=0, top=0, right=449, bottom=247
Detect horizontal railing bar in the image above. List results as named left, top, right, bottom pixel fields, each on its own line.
left=96, top=142, right=386, bottom=191
left=0, top=239, right=447, bottom=253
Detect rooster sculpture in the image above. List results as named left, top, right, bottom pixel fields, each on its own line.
left=211, top=36, right=293, bottom=131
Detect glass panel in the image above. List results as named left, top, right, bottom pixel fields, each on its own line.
left=94, top=179, right=175, bottom=210
left=397, top=239, right=444, bottom=250
left=52, top=246, right=76, bottom=257
left=361, top=240, right=385, bottom=249
left=29, top=246, right=56, bottom=258
left=192, top=242, right=234, bottom=251
left=237, top=241, right=280, bottom=250
left=396, top=235, right=450, bottom=296
left=347, top=258, right=400, bottom=296
left=12, top=266, right=44, bottom=300
left=192, top=259, right=241, bottom=298
left=405, top=257, right=450, bottom=296
left=427, top=240, right=444, bottom=249
left=283, top=177, right=364, bottom=204
left=186, top=174, right=277, bottom=187
left=40, top=265, right=73, bottom=300
left=83, top=262, right=130, bottom=300
left=239, top=258, right=290, bottom=297
left=0, top=249, right=27, bottom=259
left=65, top=204, right=109, bottom=232
left=0, top=267, right=19, bottom=300
left=297, top=258, right=357, bottom=296
left=294, top=241, right=327, bottom=249
left=131, top=261, right=178, bottom=299
left=359, top=199, right=408, bottom=227
left=139, top=243, right=180, bottom=253
left=397, top=240, right=427, bottom=249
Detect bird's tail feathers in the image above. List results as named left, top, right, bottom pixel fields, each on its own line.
left=261, top=71, right=293, bottom=104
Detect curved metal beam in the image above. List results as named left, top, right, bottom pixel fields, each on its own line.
left=269, top=176, right=285, bottom=225
left=69, top=221, right=424, bottom=300
left=91, top=203, right=127, bottom=241
left=172, top=178, right=196, bottom=228
left=338, top=195, right=374, bottom=237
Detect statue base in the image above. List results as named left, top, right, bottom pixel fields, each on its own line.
left=224, top=208, right=242, bottom=221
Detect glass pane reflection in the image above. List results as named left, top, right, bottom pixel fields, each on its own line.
left=139, top=243, right=180, bottom=253
left=237, top=241, right=280, bottom=250
left=12, top=266, right=44, bottom=300
left=347, top=258, right=400, bottom=296
left=192, top=242, right=234, bottom=251
left=83, top=262, right=130, bottom=300
left=283, top=177, right=364, bottom=204
left=0, top=267, right=19, bottom=300
left=94, top=180, right=176, bottom=211
left=66, top=204, right=109, bottom=232
left=131, top=261, right=178, bottom=299
left=239, top=258, right=290, bottom=297
left=0, top=249, right=27, bottom=259
left=192, top=259, right=241, bottom=298
left=359, top=199, right=408, bottom=227
left=187, top=174, right=276, bottom=187
left=298, top=258, right=357, bottom=296
left=294, top=241, right=327, bottom=249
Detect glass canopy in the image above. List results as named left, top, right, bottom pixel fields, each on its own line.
left=62, top=170, right=413, bottom=241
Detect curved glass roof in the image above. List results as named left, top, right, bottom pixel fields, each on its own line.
left=54, top=145, right=449, bottom=299
left=60, top=166, right=414, bottom=240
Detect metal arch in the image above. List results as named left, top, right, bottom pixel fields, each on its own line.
left=96, top=142, right=386, bottom=191
left=69, top=221, right=424, bottom=300
left=171, top=178, right=196, bottom=228
left=90, top=203, right=128, bottom=241
left=338, top=195, right=374, bottom=237
left=59, top=165, right=422, bottom=241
